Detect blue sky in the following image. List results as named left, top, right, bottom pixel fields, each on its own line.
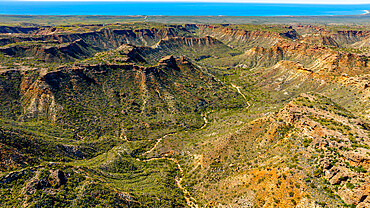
left=7, top=0, right=370, bottom=4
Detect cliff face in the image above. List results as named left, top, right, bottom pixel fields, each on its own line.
left=299, top=35, right=340, bottom=47
left=197, top=23, right=370, bottom=124
left=146, top=36, right=239, bottom=63
left=331, top=30, right=370, bottom=45
left=198, top=25, right=300, bottom=50
left=0, top=27, right=181, bottom=49
left=195, top=25, right=368, bottom=75
left=247, top=57, right=370, bottom=121
left=0, top=39, right=98, bottom=63
left=79, top=35, right=237, bottom=65
left=238, top=42, right=369, bottom=76
left=21, top=70, right=64, bottom=121
left=154, top=36, right=222, bottom=49
left=294, top=25, right=370, bottom=45
left=0, top=26, right=191, bottom=64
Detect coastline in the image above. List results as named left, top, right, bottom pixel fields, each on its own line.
left=0, top=11, right=370, bottom=25
left=0, top=2, right=368, bottom=16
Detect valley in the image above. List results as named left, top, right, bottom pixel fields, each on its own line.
left=0, top=19, right=369, bottom=207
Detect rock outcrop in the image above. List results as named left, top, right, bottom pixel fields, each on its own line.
left=198, top=24, right=299, bottom=50
left=240, top=41, right=369, bottom=76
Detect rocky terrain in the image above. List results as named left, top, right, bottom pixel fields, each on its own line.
left=0, top=22, right=369, bottom=207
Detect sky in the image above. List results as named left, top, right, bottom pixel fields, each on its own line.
left=10, top=0, right=370, bottom=4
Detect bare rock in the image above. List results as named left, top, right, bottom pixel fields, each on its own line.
left=23, top=178, right=50, bottom=195
left=329, top=173, right=349, bottom=185
left=342, top=149, right=370, bottom=169
left=179, top=56, right=190, bottom=65
left=296, top=197, right=322, bottom=208
left=158, top=55, right=178, bottom=68
left=338, top=186, right=369, bottom=205
left=357, top=202, right=370, bottom=208
left=49, top=169, right=67, bottom=188
left=327, top=166, right=352, bottom=185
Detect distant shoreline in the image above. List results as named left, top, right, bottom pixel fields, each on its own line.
left=0, top=2, right=369, bottom=16
left=0, top=13, right=369, bottom=26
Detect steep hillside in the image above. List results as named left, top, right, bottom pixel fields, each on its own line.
left=147, top=36, right=241, bottom=63
left=83, top=36, right=241, bottom=65
left=150, top=93, right=369, bottom=207
left=0, top=25, right=39, bottom=34
left=0, top=26, right=187, bottom=49
left=205, top=41, right=369, bottom=75
left=330, top=31, right=370, bottom=46
left=198, top=24, right=300, bottom=51
left=0, top=39, right=99, bottom=63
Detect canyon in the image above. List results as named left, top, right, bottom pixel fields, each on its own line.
left=0, top=21, right=369, bottom=207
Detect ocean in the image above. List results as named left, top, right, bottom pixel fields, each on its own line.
left=0, top=1, right=368, bottom=16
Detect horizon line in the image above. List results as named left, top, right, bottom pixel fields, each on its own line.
left=11, top=0, right=370, bottom=5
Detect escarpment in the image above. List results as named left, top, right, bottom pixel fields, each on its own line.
left=0, top=26, right=40, bottom=34
left=294, top=25, right=370, bottom=45
left=330, top=30, right=370, bottom=45
left=0, top=27, right=182, bottom=49
left=0, top=39, right=99, bottom=63
left=197, top=24, right=300, bottom=50
left=155, top=36, right=222, bottom=49
left=81, top=35, right=237, bottom=65
left=147, top=36, right=239, bottom=62
left=299, top=35, right=340, bottom=47
left=237, top=41, right=369, bottom=76
left=0, top=25, right=195, bottom=64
